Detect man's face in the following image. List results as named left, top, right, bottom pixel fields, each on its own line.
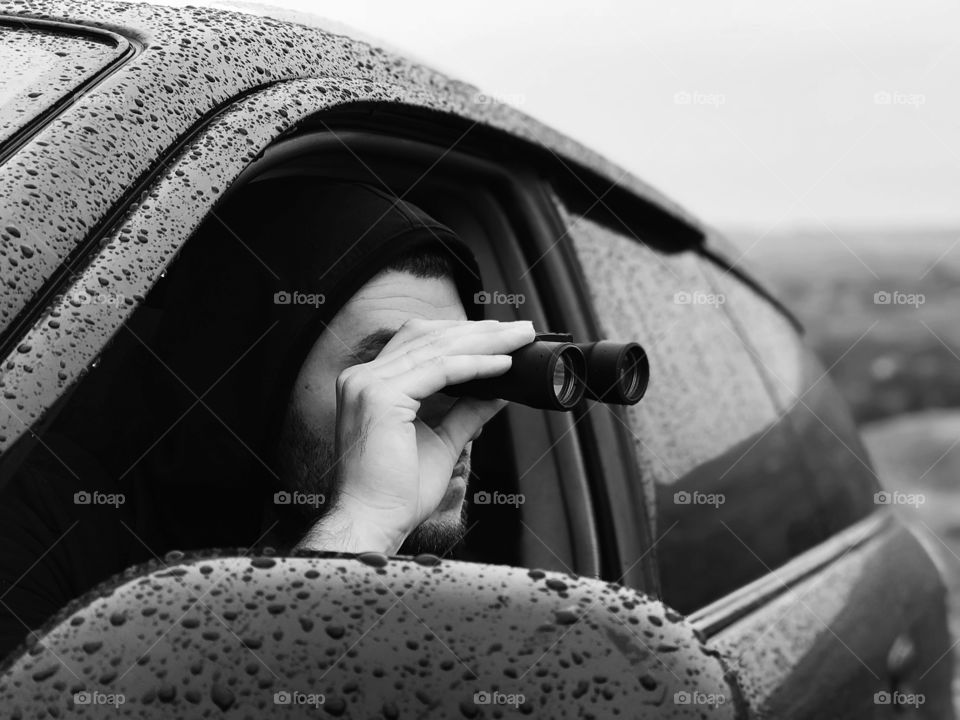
left=278, top=268, right=472, bottom=554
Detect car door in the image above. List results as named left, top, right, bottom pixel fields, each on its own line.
left=544, top=180, right=954, bottom=718
left=0, top=22, right=745, bottom=719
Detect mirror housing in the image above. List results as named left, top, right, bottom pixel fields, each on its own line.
left=0, top=551, right=742, bottom=717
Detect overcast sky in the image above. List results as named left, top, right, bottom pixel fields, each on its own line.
left=179, top=1, right=960, bottom=232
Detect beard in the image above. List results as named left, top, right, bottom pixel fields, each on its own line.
left=396, top=502, right=468, bottom=556
left=276, top=406, right=468, bottom=556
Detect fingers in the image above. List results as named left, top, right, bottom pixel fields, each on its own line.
left=336, top=319, right=535, bottom=405
left=377, top=318, right=468, bottom=357
left=376, top=319, right=533, bottom=365
left=390, top=354, right=513, bottom=399
left=373, top=320, right=534, bottom=381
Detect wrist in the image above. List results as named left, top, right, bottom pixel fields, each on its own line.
left=295, top=500, right=408, bottom=554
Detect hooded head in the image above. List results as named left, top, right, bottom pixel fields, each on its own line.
left=137, top=179, right=484, bottom=552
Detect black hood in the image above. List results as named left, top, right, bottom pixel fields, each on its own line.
left=124, top=179, right=484, bottom=550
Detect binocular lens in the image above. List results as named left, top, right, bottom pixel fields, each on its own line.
left=553, top=348, right=581, bottom=406
left=618, top=345, right=649, bottom=403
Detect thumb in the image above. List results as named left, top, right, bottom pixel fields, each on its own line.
left=432, top=397, right=507, bottom=458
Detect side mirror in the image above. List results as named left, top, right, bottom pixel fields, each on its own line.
left=0, top=551, right=741, bottom=717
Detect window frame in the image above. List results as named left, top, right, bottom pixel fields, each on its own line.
left=228, top=127, right=606, bottom=578
left=0, top=101, right=625, bottom=582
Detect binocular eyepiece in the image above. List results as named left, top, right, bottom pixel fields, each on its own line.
left=443, top=333, right=649, bottom=411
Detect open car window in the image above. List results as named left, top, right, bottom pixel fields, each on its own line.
left=0, top=124, right=607, bottom=661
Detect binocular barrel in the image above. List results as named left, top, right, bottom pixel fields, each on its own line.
left=442, top=333, right=649, bottom=411
left=579, top=340, right=649, bottom=405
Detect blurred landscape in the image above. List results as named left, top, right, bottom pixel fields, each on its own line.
left=726, top=227, right=960, bottom=424
left=726, top=227, right=960, bottom=703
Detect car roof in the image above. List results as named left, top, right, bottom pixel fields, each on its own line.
left=0, top=2, right=702, bottom=217
left=0, top=0, right=704, bottom=342
left=0, top=2, right=708, bottom=444
left=151, top=0, right=440, bottom=66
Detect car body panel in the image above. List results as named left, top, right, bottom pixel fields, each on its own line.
left=707, top=513, right=953, bottom=718
left=0, top=77, right=372, bottom=455
left=0, top=552, right=744, bottom=717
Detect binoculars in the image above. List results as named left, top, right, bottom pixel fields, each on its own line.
left=443, top=333, right=649, bottom=411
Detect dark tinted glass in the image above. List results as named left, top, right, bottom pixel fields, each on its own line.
left=556, top=196, right=849, bottom=612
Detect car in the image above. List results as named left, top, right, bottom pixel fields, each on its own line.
left=0, top=1, right=953, bottom=717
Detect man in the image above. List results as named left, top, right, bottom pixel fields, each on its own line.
left=267, top=186, right=533, bottom=555
left=0, top=179, right=529, bottom=658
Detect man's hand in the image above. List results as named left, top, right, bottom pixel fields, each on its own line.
left=296, top=319, right=535, bottom=554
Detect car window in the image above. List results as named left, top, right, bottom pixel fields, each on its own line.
left=0, top=125, right=606, bottom=660
left=0, top=22, right=125, bottom=151
left=701, top=248, right=880, bottom=537
left=552, top=191, right=837, bottom=613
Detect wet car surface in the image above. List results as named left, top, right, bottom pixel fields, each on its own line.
left=0, top=2, right=954, bottom=717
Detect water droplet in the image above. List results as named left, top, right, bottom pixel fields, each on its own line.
left=357, top=551, right=388, bottom=568
left=211, top=682, right=235, bottom=711
left=325, top=623, right=345, bottom=639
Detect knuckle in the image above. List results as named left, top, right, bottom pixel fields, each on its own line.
left=432, top=355, right=459, bottom=380
left=425, top=354, right=447, bottom=369
left=355, top=382, right=385, bottom=406
left=336, top=366, right=368, bottom=395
